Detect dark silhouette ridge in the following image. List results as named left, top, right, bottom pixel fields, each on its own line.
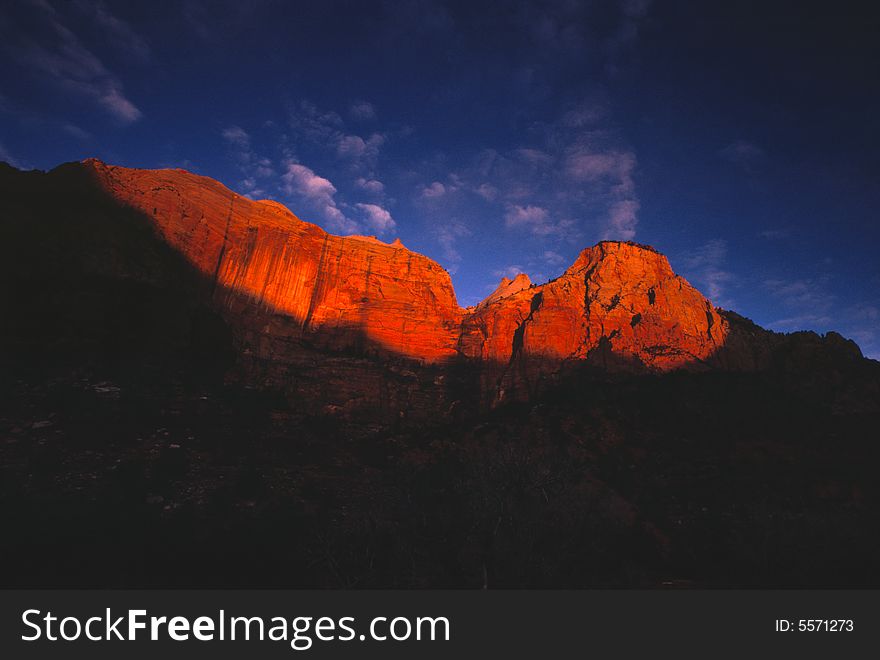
left=0, top=159, right=873, bottom=422
left=0, top=162, right=475, bottom=424
left=1, top=159, right=879, bottom=589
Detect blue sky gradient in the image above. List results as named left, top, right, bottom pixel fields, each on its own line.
left=1, top=0, right=878, bottom=356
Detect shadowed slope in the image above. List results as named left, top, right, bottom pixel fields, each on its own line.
left=81, top=159, right=463, bottom=363
left=0, top=159, right=870, bottom=418
left=1, top=160, right=879, bottom=589
left=80, top=160, right=731, bottom=373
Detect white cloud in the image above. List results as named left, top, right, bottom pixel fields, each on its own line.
left=463, top=119, right=639, bottom=245
left=475, top=183, right=497, bottom=200
left=355, top=177, right=385, bottom=194
left=504, top=204, right=554, bottom=235
left=281, top=162, right=356, bottom=233
left=603, top=198, right=639, bottom=240
left=96, top=88, right=141, bottom=122
left=542, top=250, right=567, bottom=267
left=334, top=132, right=385, bottom=171
left=565, top=149, right=635, bottom=189
left=355, top=203, right=395, bottom=234
left=222, top=125, right=250, bottom=148
left=493, top=265, right=526, bottom=280
left=337, top=134, right=367, bottom=158
left=421, top=181, right=446, bottom=198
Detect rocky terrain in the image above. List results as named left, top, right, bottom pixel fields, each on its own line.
left=0, top=159, right=878, bottom=588
left=3, top=159, right=865, bottom=417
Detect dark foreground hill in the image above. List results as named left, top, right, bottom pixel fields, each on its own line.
left=0, top=160, right=878, bottom=587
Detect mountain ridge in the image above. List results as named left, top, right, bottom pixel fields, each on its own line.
left=76, top=158, right=732, bottom=369
left=0, top=158, right=869, bottom=419
left=2, top=158, right=879, bottom=589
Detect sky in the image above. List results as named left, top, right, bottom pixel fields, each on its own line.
left=1, top=0, right=878, bottom=357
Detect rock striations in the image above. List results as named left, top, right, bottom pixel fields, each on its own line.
left=459, top=241, right=728, bottom=400
left=0, top=159, right=866, bottom=418
left=81, top=159, right=463, bottom=363
left=81, top=160, right=724, bottom=366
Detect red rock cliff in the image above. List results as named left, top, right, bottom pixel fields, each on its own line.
left=83, top=159, right=463, bottom=363
left=459, top=241, right=728, bottom=399
left=81, top=160, right=728, bottom=387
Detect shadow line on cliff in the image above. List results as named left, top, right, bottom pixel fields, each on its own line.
left=2, top=162, right=868, bottom=419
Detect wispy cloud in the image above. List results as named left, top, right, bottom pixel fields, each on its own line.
left=337, top=133, right=384, bottom=161
left=681, top=239, right=735, bottom=306
left=565, top=149, right=635, bottom=186
left=542, top=250, right=568, bottom=267
left=221, top=125, right=274, bottom=198
left=0, top=142, right=25, bottom=169
left=434, top=219, right=471, bottom=273
left=420, top=181, right=447, bottom=198
left=761, top=274, right=840, bottom=331
left=492, top=265, right=526, bottom=280
left=355, top=203, right=395, bottom=234
left=767, top=314, right=834, bottom=329
left=475, top=183, right=497, bottom=201
left=288, top=100, right=344, bottom=144
left=515, top=148, right=553, bottom=166
left=438, top=101, right=638, bottom=246
left=288, top=101, right=386, bottom=172
left=221, top=125, right=250, bottom=148
left=349, top=100, right=376, bottom=121
left=4, top=0, right=143, bottom=123
left=764, top=277, right=835, bottom=312
left=281, top=161, right=357, bottom=234
left=605, top=198, right=640, bottom=241
left=62, top=123, right=91, bottom=140
left=73, top=0, right=151, bottom=61
left=504, top=204, right=551, bottom=234
left=564, top=144, right=639, bottom=239
left=355, top=177, right=385, bottom=194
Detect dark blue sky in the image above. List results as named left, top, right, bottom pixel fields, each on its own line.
left=2, top=0, right=878, bottom=356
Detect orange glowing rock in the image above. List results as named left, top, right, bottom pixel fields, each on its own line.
left=83, top=159, right=463, bottom=363
left=81, top=159, right=728, bottom=381
left=461, top=242, right=725, bottom=366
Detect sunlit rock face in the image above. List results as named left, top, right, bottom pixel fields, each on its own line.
left=459, top=241, right=728, bottom=400
left=84, top=160, right=726, bottom=377
left=2, top=158, right=869, bottom=419
left=83, top=159, right=464, bottom=365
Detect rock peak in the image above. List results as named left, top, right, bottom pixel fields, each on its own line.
left=595, top=239, right=659, bottom=253
left=566, top=240, right=673, bottom=278
left=479, top=272, right=533, bottom=308
left=50, top=160, right=733, bottom=378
